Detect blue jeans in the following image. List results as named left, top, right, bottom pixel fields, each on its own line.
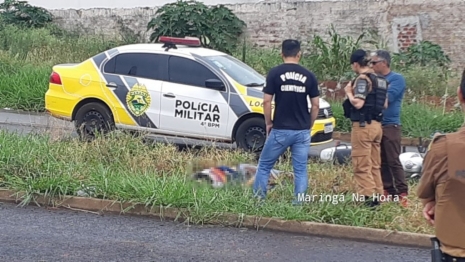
left=252, top=128, right=311, bottom=201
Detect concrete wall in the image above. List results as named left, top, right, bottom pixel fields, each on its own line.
left=26, top=0, right=360, bottom=10
left=39, top=0, right=465, bottom=67
left=27, top=0, right=264, bottom=10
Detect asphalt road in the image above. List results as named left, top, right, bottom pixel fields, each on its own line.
left=0, top=202, right=429, bottom=262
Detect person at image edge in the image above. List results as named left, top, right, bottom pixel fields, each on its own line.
left=416, top=68, right=465, bottom=261
left=252, top=39, right=320, bottom=204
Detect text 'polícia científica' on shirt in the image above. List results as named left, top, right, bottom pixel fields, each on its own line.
left=279, top=71, right=308, bottom=93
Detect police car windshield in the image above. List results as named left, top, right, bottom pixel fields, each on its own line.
left=203, top=55, right=265, bottom=87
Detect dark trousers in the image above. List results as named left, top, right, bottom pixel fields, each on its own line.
left=380, top=124, right=408, bottom=195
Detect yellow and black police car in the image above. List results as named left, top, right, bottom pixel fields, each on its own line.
left=45, top=36, right=336, bottom=151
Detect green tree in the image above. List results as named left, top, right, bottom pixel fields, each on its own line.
left=0, top=0, right=53, bottom=28
left=146, top=0, right=247, bottom=54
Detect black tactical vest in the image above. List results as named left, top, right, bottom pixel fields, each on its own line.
left=348, top=72, right=388, bottom=124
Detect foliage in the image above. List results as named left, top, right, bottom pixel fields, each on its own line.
left=306, top=25, right=365, bottom=82
left=0, top=24, right=133, bottom=111
left=393, top=41, right=451, bottom=69
left=234, top=53, right=456, bottom=99
left=361, top=28, right=390, bottom=51
left=234, top=46, right=270, bottom=73
left=400, top=102, right=463, bottom=137
left=0, top=59, right=49, bottom=111
left=146, top=0, right=246, bottom=54
left=329, top=100, right=464, bottom=137
left=329, top=102, right=352, bottom=134
left=0, top=130, right=434, bottom=234
left=0, top=0, right=53, bottom=28
left=0, top=24, right=129, bottom=65
left=0, top=22, right=462, bottom=137
left=401, top=65, right=456, bottom=97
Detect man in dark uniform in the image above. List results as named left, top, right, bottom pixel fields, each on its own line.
left=253, top=39, right=320, bottom=204
left=417, top=68, right=465, bottom=261
left=343, top=49, right=388, bottom=207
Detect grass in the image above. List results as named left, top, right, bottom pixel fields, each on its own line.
left=330, top=100, right=464, bottom=137
left=0, top=23, right=463, bottom=135
left=0, top=24, right=131, bottom=111
left=0, top=129, right=433, bottom=234
left=0, top=60, right=50, bottom=111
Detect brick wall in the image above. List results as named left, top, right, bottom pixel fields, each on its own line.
left=48, top=0, right=465, bottom=68
left=387, top=0, right=465, bottom=68
left=393, top=17, right=421, bottom=52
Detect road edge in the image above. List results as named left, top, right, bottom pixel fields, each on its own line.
left=0, top=189, right=432, bottom=248
left=0, top=110, right=424, bottom=146
left=0, top=120, right=424, bottom=147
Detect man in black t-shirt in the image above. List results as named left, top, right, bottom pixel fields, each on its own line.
left=253, top=39, right=320, bottom=203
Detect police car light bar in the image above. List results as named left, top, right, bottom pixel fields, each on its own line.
left=158, top=36, right=201, bottom=47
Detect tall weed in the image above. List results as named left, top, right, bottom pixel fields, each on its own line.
left=0, top=23, right=462, bottom=138
left=401, top=65, right=457, bottom=98
left=306, top=25, right=364, bottom=82
left=329, top=100, right=464, bottom=137
left=0, top=24, right=131, bottom=66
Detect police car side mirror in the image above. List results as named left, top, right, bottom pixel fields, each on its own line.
left=205, top=79, right=225, bottom=91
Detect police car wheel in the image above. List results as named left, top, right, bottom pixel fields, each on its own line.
left=235, top=117, right=266, bottom=152
left=74, top=102, right=115, bottom=141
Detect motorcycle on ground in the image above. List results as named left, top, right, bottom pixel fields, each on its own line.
left=319, top=141, right=352, bottom=165
left=399, top=137, right=428, bottom=180
left=320, top=132, right=443, bottom=180
left=399, top=132, right=443, bottom=180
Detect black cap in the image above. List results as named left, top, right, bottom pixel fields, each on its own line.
left=350, top=49, right=368, bottom=64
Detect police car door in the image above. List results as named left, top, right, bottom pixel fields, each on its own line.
left=101, top=51, right=162, bottom=130
left=159, top=55, right=230, bottom=139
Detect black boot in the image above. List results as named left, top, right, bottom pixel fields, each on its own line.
left=364, top=196, right=380, bottom=208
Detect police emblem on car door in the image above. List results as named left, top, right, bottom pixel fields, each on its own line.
left=100, top=51, right=163, bottom=129
left=126, top=83, right=152, bottom=117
